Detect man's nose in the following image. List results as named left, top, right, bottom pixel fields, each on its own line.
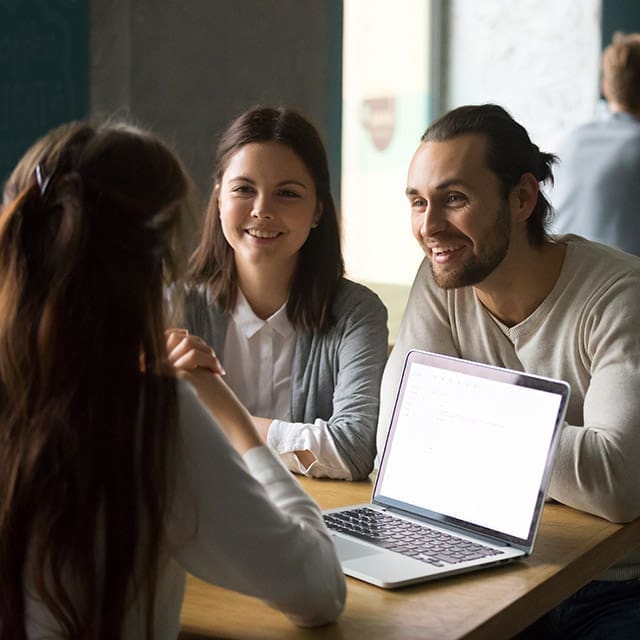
left=420, top=203, right=446, bottom=238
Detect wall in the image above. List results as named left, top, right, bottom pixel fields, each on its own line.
left=602, top=0, right=640, bottom=45
left=445, top=0, right=602, bottom=154
left=0, top=0, right=89, bottom=184
left=90, top=0, right=343, bottom=206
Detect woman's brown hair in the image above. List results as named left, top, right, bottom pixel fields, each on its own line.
left=0, top=120, right=190, bottom=639
left=188, top=106, right=345, bottom=332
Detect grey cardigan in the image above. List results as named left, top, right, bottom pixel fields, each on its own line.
left=183, top=279, right=389, bottom=480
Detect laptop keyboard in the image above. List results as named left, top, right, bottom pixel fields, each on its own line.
left=324, top=507, right=504, bottom=567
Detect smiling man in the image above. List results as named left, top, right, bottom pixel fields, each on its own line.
left=377, top=104, right=640, bottom=639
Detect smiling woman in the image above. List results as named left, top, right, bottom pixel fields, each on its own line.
left=217, top=141, right=321, bottom=315
left=177, top=106, right=389, bottom=481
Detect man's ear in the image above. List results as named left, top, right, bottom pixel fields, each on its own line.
left=510, top=173, right=539, bottom=222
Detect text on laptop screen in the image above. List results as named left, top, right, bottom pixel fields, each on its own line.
left=376, top=361, right=563, bottom=540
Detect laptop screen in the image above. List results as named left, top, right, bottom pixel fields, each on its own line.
left=375, top=351, right=567, bottom=543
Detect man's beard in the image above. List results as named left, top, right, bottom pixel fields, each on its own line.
left=430, top=204, right=511, bottom=289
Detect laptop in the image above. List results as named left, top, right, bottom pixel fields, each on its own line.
left=324, top=349, right=570, bottom=588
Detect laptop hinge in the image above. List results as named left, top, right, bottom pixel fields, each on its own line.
left=373, top=501, right=519, bottom=549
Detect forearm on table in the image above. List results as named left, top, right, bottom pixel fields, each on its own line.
left=549, top=422, right=640, bottom=523
left=268, top=417, right=371, bottom=480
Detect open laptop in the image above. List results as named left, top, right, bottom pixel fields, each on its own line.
left=324, top=349, right=570, bottom=588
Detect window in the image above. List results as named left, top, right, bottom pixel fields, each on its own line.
left=341, top=0, right=438, bottom=341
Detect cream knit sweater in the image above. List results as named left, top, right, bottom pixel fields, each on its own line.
left=378, top=235, right=640, bottom=580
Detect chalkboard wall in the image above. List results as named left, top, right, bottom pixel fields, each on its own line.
left=0, top=0, right=89, bottom=185
left=602, top=0, right=640, bottom=48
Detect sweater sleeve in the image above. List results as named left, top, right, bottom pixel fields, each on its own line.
left=284, top=285, right=389, bottom=481
left=267, top=418, right=354, bottom=480
left=547, top=272, right=640, bottom=523
left=183, top=282, right=388, bottom=481
left=166, top=381, right=346, bottom=627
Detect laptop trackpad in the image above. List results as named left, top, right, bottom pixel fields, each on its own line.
left=332, top=535, right=386, bottom=561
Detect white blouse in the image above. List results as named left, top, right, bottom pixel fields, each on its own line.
left=223, top=291, right=352, bottom=479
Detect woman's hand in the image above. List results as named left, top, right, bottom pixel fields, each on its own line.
left=165, top=328, right=225, bottom=376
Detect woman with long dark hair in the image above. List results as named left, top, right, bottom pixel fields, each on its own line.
left=0, top=121, right=344, bottom=639
left=184, top=106, right=388, bottom=481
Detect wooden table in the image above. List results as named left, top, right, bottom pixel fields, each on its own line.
left=180, top=476, right=640, bottom=640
